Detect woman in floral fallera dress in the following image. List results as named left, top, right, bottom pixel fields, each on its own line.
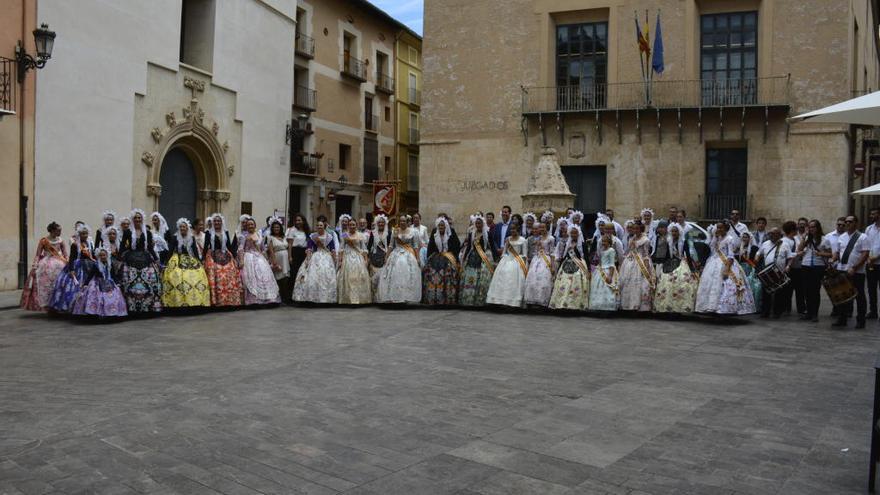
left=653, top=224, right=698, bottom=313
left=238, top=216, right=281, bottom=306
left=20, top=222, right=68, bottom=311
left=618, top=220, right=654, bottom=312
left=423, top=216, right=461, bottom=305
left=459, top=215, right=495, bottom=307
left=367, top=215, right=392, bottom=302
left=695, top=222, right=756, bottom=315
left=590, top=235, right=620, bottom=311
left=549, top=225, right=590, bottom=311
left=72, top=247, right=128, bottom=318
left=203, top=213, right=243, bottom=307
left=377, top=215, right=423, bottom=304
left=50, top=224, right=97, bottom=313
left=337, top=221, right=372, bottom=304
left=523, top=222, right=556, bottom=307
left=120, top=209, right=163, bottom=313
left=161, top=218, right=211, bottom=308
left=293, top=220, right=338, bottom=304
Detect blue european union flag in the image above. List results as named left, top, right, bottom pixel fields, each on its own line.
left=652, top=14, right=664, bottom=74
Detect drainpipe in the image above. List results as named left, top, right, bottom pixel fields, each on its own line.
left=17, top=0, right=30, bottom=288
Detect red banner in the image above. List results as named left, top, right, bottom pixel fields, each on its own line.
left=373, top=182, right=397, bottom=216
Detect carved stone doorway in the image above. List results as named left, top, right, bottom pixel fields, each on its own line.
left=159, top=148, right=198, bottom=224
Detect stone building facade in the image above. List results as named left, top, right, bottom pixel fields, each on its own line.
left=395, top=29, right=422, bottom=214
left=421, top=0, right=880, bottom=230
left=33, top=0, right=295, bottom=240
left=290, top=0, right=419, bottom=225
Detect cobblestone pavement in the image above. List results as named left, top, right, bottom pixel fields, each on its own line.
left=0, top=306, right=878, bottom=494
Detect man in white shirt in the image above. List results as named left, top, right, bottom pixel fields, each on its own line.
left=728, top=209, right=750, bottom=241
left=832, top=215, right=869, bottom=328
left=751, top=217, right=768, bottom=247
left=789, top=218, right=809, bottom=316
left=864, top=207, right=880, bottom=319
left=756, top=228, right=790, bottom=318
left=825, top=216, right=847, bottom=318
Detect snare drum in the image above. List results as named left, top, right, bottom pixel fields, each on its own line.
left=757, top=264, right=790, bottom=293
left=823, top=271, right=857, bottom=306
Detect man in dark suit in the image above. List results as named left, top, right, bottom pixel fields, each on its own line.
left=491, top=205, right=513, bottom=258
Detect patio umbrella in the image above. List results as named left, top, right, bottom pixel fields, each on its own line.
left=790, top=91, right=880, bottom=126
left=852, top=183, right=880, bottom=195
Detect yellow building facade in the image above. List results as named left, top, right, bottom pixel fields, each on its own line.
left=395, top=30, right=422, bottom=214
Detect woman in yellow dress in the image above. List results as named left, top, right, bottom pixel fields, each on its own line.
left=161, top=218, right=211, bottom=308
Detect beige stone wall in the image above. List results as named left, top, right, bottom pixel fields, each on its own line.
left=0, top=0, right=37, bottom=290
left=422, top=0, right=880, bottom=229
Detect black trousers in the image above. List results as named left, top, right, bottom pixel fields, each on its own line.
left=867, top=266, right=880, bottom=315
left=836, top=271, right=867, bottom=324
left=801, top=266, right=825, bottom=319
left=790, top=267, right=807, bottom=314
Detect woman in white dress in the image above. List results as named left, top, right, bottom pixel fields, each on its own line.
left=486, top=217, right=529, bottom=307
left=337, top=220, right=372, bottom=304
left=695, top=221, right=756, bottom=315
left=266, top=218, right=292, bottom=304
left=589, top=235, right=620, bottom=311
left=524, top=222, right=556, bottom=307
left=367, top=214, right=392, bottom=302
left=377, top=215, right=422, bottom=303
left=292, top=220, right=337, bottom=304
left=618, top=220, right=655, bottom=312
left=238, top=217, right=281, bottom=306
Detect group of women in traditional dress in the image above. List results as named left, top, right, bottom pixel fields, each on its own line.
left=21, top=206, right=759, bottom=319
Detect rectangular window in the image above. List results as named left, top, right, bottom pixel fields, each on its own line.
left=705, top=147, right=748, bottom=220
left=555, top=22, right=608, bottom=110
left=408, top=154, right=419, bottom=190
left=365, top=96, right=377, bottom=132
left=700, top=11, right=758, bottom=105
left=384, top=106, right=391, bottom=121
left=240, top=201, right=253, bottom=215
left=409, top=46, right=419, bottom=66
left=339, top=143, right=350, bottom=170
left=409, top=112, right=419, bottom=144
left=180, top=0, right=216, bottom=71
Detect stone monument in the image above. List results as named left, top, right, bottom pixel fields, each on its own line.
left=521, top=147, right=575, bottom=214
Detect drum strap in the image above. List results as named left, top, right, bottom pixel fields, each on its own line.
left=841, top=232, right=861, bottom=265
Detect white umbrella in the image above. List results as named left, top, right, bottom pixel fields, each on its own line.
left=852, top=183, right=880, bottom=195
left=791, top=91, right=880, bottom=126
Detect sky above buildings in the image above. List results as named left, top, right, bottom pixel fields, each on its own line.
left=371, top=0, right=423, bottom=35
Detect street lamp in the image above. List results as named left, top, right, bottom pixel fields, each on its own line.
left=16, top=23, right=56, bottom=83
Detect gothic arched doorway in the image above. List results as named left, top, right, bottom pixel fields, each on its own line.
left=159, top=148, right=198, bottom=223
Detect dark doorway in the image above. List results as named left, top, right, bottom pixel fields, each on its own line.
left=159, top=148, right=198, bottom=224
left=335, top=194, right=354, bottom=220
left=288, top=186, right=304, bottom=222
left=705, top=147, right=747, bottom=220
left=363, top=137, right=379, bottom=182
left=562, top=165, right=606, bottom=236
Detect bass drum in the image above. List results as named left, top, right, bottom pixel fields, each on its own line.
left=823, top=271, right=857, bottom=306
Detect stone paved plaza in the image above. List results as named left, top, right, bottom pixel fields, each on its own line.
left=0, top=306, right=878, bottom=495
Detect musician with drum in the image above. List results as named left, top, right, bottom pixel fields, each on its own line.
left=831, top=215, right=870, bottom=329
left=793, top=220, right=832, bottom=323
left=755, top=228, right=791, bottom=318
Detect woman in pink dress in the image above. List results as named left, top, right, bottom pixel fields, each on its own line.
left=20, top=222, right=68, bottom=311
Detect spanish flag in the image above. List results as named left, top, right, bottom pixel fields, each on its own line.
left=635, top=17, right=650, bottom=56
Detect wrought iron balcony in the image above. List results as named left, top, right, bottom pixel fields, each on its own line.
left=342, top=54, right=367, bottom=82
left=295, top=33, right=315, bottom=59
left=408, top=87, right=421, bottom=107
left=0, top=57, right=15, bottom=117
left=294, top=85, right=317, bottom=111
left=702, top=193, right=749, bottom=221
left=291, top=153, right=320, bottom=176
left=365, top=113, right=379, bottom=133
left=376, top=72, right=394, bottom=94
left=522, top=76, right=790, bottom=114
left=408, top=128, right=419, bottom=145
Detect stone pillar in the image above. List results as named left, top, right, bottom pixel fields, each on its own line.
left=520, top=147, right=575, bottom=214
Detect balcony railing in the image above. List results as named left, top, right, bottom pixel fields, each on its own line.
left=408, top=88, right=421, bottom=106
left=0, top=57, right=15, bottom=117
left=295, top=33, right=315, bottom=58
left=291, top=154, right=320, bottom=175
left=365, top=113, right=379, bottom=133
left=409, top=128, right=420, bottom=144
left=703, top=193, right=748, bottom=221
left=342, top=54, right=367, bottom=82
left=376, top=72, right=394, bottom=94
left=522, top=76, right=791, bottom=114
left=294, top=85, right=317, bottom=111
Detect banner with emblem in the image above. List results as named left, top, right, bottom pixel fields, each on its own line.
left=372, top=181, right=398, bottom=216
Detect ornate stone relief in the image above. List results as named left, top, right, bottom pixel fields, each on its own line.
left=165, top=111, right=177, bottom=128
left=141, top=151, right=154, bottom=166
left=569, top=133, right=586, bottom=158
left=151, top=127, right=163, bottom=143
left=146, top=184, right=162, bottom=196
left=183, top=76, right=206, bottom=93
